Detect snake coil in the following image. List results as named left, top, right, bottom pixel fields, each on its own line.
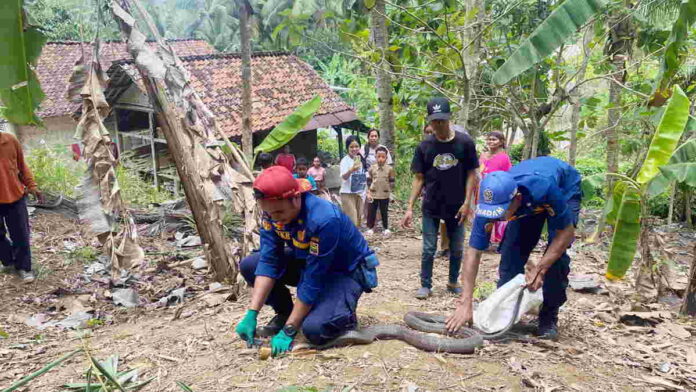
left=315, top=289, right=525, bottom=354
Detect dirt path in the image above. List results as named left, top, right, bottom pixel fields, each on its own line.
left=1, top=211, right=695, bottom=391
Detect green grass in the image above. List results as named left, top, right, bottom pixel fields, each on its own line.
left=473, top=281, right=496, bottom=300
left=25, top=145, right=85, bottom=198
left=66, top=246, right=99, bottom=265
left=115, top=165, right=174, bottom=206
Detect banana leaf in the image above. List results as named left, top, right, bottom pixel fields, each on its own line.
left=647, top=119, right=696, bottom=197
left=650, top=0, right=696, bottom=106
left=0, top=0, right=46, bottom=125
left=606, top=184, right=642, bottom=280
left=636, top=85, right=691, bottom=185
left=606, top=181, right=627, bottom=226
left=580, top=173, right=604, bottom=199
left=491, top=0, right=607, bottom=85
left=658, top=138, right=696, bottom=187
left=253, top=95, right=322, bottom=155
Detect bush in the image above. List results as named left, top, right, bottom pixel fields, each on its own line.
left=115, top=165, right=173, bottom=206
left=25, top=145, right=84, bottom=197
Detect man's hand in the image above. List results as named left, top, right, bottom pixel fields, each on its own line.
left=401, top=209, right=413, bottom=229
left=367, top=192, right=373, bottom=203
left=445, top=299, right=473, bottom=334
left=270, top=329, right=294, bottom=357
left=455, top=203, right=473, bottom=225
left=234, top=309, right=258, bottom=344
left=525, top=262, right=547, bottom=292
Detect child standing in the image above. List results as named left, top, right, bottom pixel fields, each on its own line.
left=293, top=157, right=318, bottom=191
left=307, top=156, right=326, bottom=190
left=366, top=146, right=395, bottom=236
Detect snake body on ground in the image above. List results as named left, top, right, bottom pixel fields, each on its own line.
left=314, top=290, right=525, bottom=354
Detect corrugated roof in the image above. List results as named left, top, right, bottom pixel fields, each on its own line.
left=35, top=39, right=216, bottom=118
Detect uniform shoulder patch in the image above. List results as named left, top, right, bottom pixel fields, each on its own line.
left=309, top=236, right=320, bottom=255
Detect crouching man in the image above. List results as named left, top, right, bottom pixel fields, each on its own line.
left=235, top=167, right=378, bottom=357
left=446, top=156, right=582, bottom=340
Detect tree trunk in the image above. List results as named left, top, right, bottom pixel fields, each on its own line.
left=667, top=182, right=676, bottom=224
left=685, top=185, right=693, bottom=228
left=240, top=1, right=253, bottom=161
left=681, top=244, right=696, bottom=316
left=371, top=0, right=395, bottom=155
left=569, top=28, right=592, bottom=166
left=606, top=64, right=622, bottom=189
left=457, top=0, right=483, bottom=136
left=605, top=6, right=634, bottom=190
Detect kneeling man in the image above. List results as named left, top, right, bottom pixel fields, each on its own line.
left=446, top=156, right=581, bottom=339
left=236, top=166, right=378, bottom=356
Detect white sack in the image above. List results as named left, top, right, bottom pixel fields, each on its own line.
left=473, top=274, right=543, bottom=334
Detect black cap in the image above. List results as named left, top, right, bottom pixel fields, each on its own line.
left=426, top=97, right=451, bottom=122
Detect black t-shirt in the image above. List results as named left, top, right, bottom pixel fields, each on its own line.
left=411, top=131, right=479, bottom=219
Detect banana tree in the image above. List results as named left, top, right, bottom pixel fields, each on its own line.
left=591, top=85, right=693, bottom=280
left=0, top=0, right=47, bottom=126
left=253, top=95, right=322, bottom=162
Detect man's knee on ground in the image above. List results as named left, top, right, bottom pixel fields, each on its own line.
left=239, top=253, right=260, bottom=283
left=301, top=317, right=327, bottom=345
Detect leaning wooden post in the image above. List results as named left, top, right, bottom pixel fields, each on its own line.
left=111, top=0, right=258, bottom=282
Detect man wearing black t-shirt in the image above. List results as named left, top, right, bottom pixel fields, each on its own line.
left=401, top=98, right=479, bottom=299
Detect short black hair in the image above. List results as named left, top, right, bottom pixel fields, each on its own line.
left=367, top=128, right=380, bottom=138
left=296, top=157, right=308, bottom=167
left=258, top=152, right=273, bottom=168
left=375, top=146, right=389, bottom=155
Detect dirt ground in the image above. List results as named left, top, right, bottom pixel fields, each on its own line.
left=1, top=209, right=695, bottom=391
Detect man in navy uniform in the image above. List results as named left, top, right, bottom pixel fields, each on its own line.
left=235, top=166, right=378, bottom=356
left=446, top=156, right=582, bottom=339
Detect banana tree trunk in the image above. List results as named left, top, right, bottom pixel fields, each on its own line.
left=240, top=0, right=253, bottom=161
left=112, top=0, right=258, bottom=283
left=682, top=244, right=696, bottom=316
left=371, top=0, right=395, bottom=155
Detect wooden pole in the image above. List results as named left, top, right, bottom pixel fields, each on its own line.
left=148, top=112, right=158, bottom=188
left=681, top=244, right=696, bottom=316
left=336, top=127, right=344, bottom=159
left=240, top=0, right=253, bottom=161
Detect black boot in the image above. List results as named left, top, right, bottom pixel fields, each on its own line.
left=256, top=313, right=289, bottom=337
left=535, top=311, right=559, bottom=340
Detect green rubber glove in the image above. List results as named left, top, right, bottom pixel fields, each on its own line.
left=235, top=309, right=258, bottom=344
left=270, top=329, right=294, bottom=357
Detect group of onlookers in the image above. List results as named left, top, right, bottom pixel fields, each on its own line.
left=256, top=96, right=514, bottom=300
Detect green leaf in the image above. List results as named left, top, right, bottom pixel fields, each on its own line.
left=651, top=0, right=696, bottom=103
left=364, top=0, right=376, bottom=10
left=2, top=349, right=82, bottom=392
left=176, top=381, right=195, bottom=392
left=658, top=138, right=696, bottom=187
left=88, top=354, right=126, bottom=392
left=253, top=95, right=322, bottom=155
left=636, top=85, right=691, bottom=184
left=606, top=184, right=642, bottom=280
left=0, top=0, right=47, bottom=125
left=581, top=173, right=604, bottom=198
left=492, top=0, right=607, bottom=85
left=606, top=181, right=626, bottom=226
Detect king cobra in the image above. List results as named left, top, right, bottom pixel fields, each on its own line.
left=312, top=289, right=526, bottom=354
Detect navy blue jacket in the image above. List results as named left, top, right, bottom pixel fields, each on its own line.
left=470, top=157, right=582, bottom=250
left=255, top=193, right=372, bottom=305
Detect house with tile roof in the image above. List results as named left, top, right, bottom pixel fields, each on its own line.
left=10, top=39, right=216, bottom=148
left=103, top=51, right=366, bottom=190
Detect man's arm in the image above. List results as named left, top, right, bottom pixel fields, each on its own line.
left=445, top=247, right=483, bottom=333
left=457, top=169, right=478, bottom=224
left=14, top=137, right=39, bottom=197
left=526, top=224, right=575, bottom=290
left=401, top=173, right=424, bottom=228
left=249, top=276, right=276, bottom=311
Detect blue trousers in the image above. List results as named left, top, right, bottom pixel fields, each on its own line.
left=421, top=213, right=464, bottom=288
left=0, top=197, right=32, bottom=272
left=240, top=250, right=362, bottom=345
left=498, top=199, right=580, bottom=323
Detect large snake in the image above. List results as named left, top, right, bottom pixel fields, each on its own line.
left=313, top=290, right=525, bottom=354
